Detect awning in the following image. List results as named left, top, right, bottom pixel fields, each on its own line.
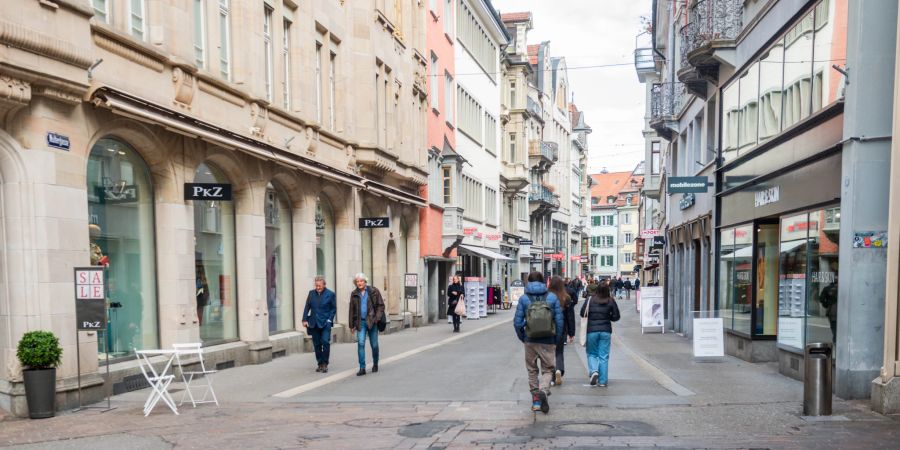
left=364, top=179, right=427, bottom=208
left=459, top=244, right=513, bottom=261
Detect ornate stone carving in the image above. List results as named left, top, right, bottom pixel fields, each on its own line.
left=0, top=19, right=93, bottom=69
left=172, top=67, right=196, bottom=107
left=0, top=76, right=32, bottom=106
left=250, top=102, right=268, bottom=137
left=32, top=85, right=80, bottom=105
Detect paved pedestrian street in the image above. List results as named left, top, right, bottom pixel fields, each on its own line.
left=1, top=301, right=898, bottom=449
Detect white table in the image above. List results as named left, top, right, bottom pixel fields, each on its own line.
left=135, top=349, right=179, bottom=416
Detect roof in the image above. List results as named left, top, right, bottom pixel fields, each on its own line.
left=590, top=172, right=632, bottom=208
left=527, top=44, right=540, bottom=65
left=501, top=12, right=532, bottom=23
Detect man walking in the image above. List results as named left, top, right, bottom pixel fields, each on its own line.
left=349, top=273, right=385, bottom=376
left=514, top=272, right=564, bottom=414
left=303, top=276, right=337, bottom=373
left=624, top=277, right=633, bottom=300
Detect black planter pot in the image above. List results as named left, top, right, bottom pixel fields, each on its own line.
left=23, top=368, right=56, bottom=419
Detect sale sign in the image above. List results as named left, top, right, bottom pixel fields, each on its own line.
left=74, top=267, right=107, bottom=330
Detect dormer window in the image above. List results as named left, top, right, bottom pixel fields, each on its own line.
left=607, top=196, right=615, bottom=204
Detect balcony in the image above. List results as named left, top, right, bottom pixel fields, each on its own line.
left=677, top=0, right=742, bottom=97
left=501, top=162, right=529, bottom=192
left=528, top=140, right=558, bottom=171
left=529, top=185, right=560, bottom=216
left=442, top=206, right=465, bottom=252
left=634, top=47, right=659, bottom=82
left=526, top=97, right=543, bottom=121
left=649, top=82, right=686, bottom=141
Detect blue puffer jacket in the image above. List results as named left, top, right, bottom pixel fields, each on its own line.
left=514, top=281, right=564, bottom=345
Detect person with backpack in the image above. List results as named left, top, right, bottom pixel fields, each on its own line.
left=514, top=272, right=564, bottom=414
left=580, top=282, right=621, bottom=387
left=548, top=276, right=576, bottom=386
left=349, top=273, right=385, bottom=376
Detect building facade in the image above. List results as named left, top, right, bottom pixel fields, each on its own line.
left=0, top=0, right=430, bottom=416
left=589, top=171, right=629, bottom=279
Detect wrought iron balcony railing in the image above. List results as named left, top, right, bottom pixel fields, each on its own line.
left=679, top=0, right=743, bottom=67
left=526, top=96, right=543, bottom=118
left=650, top=82, right=686, bottom=122
left=529, top=185, right=560, bottom=207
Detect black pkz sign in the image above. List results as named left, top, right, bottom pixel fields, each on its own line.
left=359, top=217, right=390, bottom=228
left=184, top=183, right=232, bottom=201
left=667, top=176, right=710, bottom=194
left=74, top=267, right=107, bottom=330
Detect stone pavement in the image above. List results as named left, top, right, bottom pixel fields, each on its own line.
left=1, top=301, right=899, bottom=449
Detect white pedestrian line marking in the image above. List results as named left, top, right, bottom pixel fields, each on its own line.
left=612, top=333, right=695, bottom=397
left=272, top=316, right=515, bottom=398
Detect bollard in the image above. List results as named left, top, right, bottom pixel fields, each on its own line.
left=803, top=342, right=833, bottom=416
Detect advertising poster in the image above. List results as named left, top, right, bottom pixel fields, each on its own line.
left=509, top=279, right=525, bottom=306
left=640, top=286, right=664, bottom=328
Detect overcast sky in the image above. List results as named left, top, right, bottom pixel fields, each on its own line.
left=492, top=0, right=651, bottom=174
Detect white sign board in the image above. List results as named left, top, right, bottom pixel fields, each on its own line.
left=777, top=317, right=804, bottom=350
left=640, top=286, right=664, bottom=328
left=692, top=318, right=725, bottom=358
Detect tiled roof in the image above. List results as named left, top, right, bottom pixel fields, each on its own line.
left=589, top=171, right=632, bottom=207
left=501, top=12, right=532, bottom=22
left=527, top=44, right=540, bottom=65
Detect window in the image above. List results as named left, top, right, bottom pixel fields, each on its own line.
left=591, top=236, right=601, bottom=247
left=484, top=114, right=497, bottom=154
left=624, top=253, right=633, bottom=263
left=510, top=81, right=517, bottom=108
left=430, top=0, right=437, bottom=13
left=507, top=133, right=516, bottom=164
left=329, top=50, right=336, bottom=130
left=219, top=0, right=231, bottom=79
left=444, top=72, right=454, bottom=124
left=315, top=42, right=322, bottom=123
left=626, top=195, right=633, bottom=206
left=193, top=0, right=206, bottom=68
left=602, top=235, right=614, bottom=247
left=265, top=183, right=293, bottom=333
left=263, top=5, right=274, bottom=102
left=457, top=0, right=497, bottom=79
left=129, top=0, right=147, bottom=40
left=92, top=0, right=109, bottom=23
left=430, top=53, right=440, bottom=111
left=282, top=19, right=292, bottom=109
left=444, top=0, right=453, bottom=35
left=601, top=215, right=614, bottom=226
left=651, top=141, right=660, bottom=174
left=485, top=187, right=498, bottom=225
left=624, top=232, right=633, bottom=244
left=517, top=195, right=527, bottom=221
left=607, top=196, right=615, bottom=204
left=442, top=166, right=452, bottom=205
left=591, top=215, right=601, bottom=226
left=623, top=213, right=631, bottom=225
left=457, top=86, right=482, bottom=143
left=602, top=255, right=614, bottom=267
left=427, top=155, right=441, bottom=202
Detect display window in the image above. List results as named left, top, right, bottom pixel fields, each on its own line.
left=316, top=197, right=336, bottom=288
left=87, top=138, right=158, bottom=361
left=193, top=162, right=238, bottom=343
left=265, top=183, right=293, bottom=334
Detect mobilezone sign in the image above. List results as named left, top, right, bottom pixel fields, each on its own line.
left=667, top=176, right=709, bottom=194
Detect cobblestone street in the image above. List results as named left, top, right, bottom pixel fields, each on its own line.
left=2, top=299, right=898, bottom=449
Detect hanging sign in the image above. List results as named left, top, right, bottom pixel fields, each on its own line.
left=679, top=193, right=695, bottom=210
left=640, top=229, right=660, bottom=239
left=667, top=176, right=709, bottom=194
left=358, top=217, right=390, bottom=228
left=74, top=267, right=107, bottom=330
left=184, top=183, right=233, bottom=201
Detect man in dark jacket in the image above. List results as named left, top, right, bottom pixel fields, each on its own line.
left=624, top=278, right=633, bottom=299
left=303, top=276, right=337, bottom=373
left=349, top=273, right=385, bottom=376
left=514, top=272, right=564, bottom=414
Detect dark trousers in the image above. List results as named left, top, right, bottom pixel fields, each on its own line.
left=309, top=326, right=332, bottom=365
left=555, top=339, right=566, bottom=376
left=451, top=312, right=461, bottom=330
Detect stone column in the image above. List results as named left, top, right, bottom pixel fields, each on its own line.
left=235, top=178, right=271, bottom=363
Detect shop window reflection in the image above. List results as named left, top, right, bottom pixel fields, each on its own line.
left=266, top=183, right=293, bottom=334
left=731, top=225, right=754, bottom=335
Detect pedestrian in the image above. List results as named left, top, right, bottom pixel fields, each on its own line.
left=349, top=273, right=385, bottom=376
left=548, top=276, right=575, bottom=386
left=514, top=271, right=564, bottom=414
left=580, top=283, right=621, bottom=387
left=585, top=278, right=598, bottom=299
left=624, top=277, right=632, bottom=300
left=303, top=276, right=337, bottom=373
left=615, top=277, right=625, bottom=299
left=634, top=278, right=641, bottom=291
left=447, top=275, right=465, bottom=333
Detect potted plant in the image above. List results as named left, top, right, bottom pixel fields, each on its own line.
left=16, top=330, right=62, bottom=419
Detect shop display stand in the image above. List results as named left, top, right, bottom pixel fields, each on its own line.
left=464, top=277, right=486, bottom=320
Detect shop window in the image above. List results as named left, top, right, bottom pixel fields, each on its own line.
left=193, top=162, right=238, bottom=344
left=316, top=197, right=336, bottom=288
left=755, top=223, right=779, bottom=336
left=265, top=183, right=293, bottom=334
left=778, top=213, right=811, bottom=350
left=87, top=138, right=158, bottom=361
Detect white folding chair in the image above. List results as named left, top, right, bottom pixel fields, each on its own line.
left=135, top=350, right=178, bottom=416
left=173, top=343, right=219, bottom=407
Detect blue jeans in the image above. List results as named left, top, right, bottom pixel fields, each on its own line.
left=309, top=326, right=331, bottom=365
left=586, top=331, right=612, bottom=384
left=356, top=321, right=379, bottom=369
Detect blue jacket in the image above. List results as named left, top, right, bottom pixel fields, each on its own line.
left=303, top=288, right=336, bottom=329
left=514, top=281, right=564, bottom=345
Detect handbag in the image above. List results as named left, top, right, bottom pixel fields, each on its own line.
left=454, top=297, right=466, bottom=317
left=579, top=298, right=590, bottom=347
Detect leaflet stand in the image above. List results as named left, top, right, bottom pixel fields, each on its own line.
left=639, top=286, right=665, bottom=335
left=691, top=310, right=725, bottom=363
left=73, top=266, right=115, bottom=413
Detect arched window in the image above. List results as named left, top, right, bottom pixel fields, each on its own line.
left=315, top=196, right=336, bottom=289
left=86, top=137, right=157, bottom=361
left=266, top=183, right=293, bottom=333
left=193, top=162, right=238, bottom=343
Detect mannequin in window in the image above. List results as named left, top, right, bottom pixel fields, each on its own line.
left=196, top=255, right=210, bottom=326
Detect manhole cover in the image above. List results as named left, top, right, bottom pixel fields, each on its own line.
left=557, top=423, right=615, bottom=433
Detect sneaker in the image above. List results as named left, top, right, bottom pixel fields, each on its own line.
left=598, top=383, right=607, bottom=387
left=356, top=368, right=366, bottom=376
left=538, top=391, right=549, bottom=414
left=531, top=392, right=541, bottom=412
left=554, top=370, right=562, bottom=386
left=372, top=364, right=379, bottom=373
left=590, top=372, right=599, bottom=386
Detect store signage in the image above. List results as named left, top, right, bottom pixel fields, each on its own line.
left=580, top=255, right=589, bottom=263
left=184, top=183, right=233, bottom=201
left=679, top=192, right=695, bottom=210
left=692, top=318, right=725, bottom=358
left=509, top=279, right=525, bottom=305
left=549, top=253, right=564, bottom=261
left=404, top=273, right=417, bottom=300
left=475, top=232, right=484, bottom=240
left=486, top=234, right=501, bottom=241
left=358, top=217, right=390, bottom=228
left=97, top=185, right=139, bottom=204
left=463, top=227, right=477, bottom=235
left=640, top=229, right=660, bottom=239
left=754, top=186, right=780, bottom=207
left=519, top=239, right=533, bottom=246
left=570, top=255, right=580, bottom=261
left=667, top=176, right=709, bottom=194
left=640, top=286, right=664, bottom=329
left=47, top=132, right=70, bottom=151
left=651, top=236, right=665, bottom=249
left=74, top=267, right=107, bottom=330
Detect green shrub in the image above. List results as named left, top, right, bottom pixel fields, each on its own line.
left=16, top=331, right=62, bottom=370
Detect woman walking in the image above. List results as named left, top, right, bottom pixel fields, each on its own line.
left=580, top=282, right=621, bottom=387
left=548, top=276, right=576, bottom=386
left=447, top=275, right=465, bottom=332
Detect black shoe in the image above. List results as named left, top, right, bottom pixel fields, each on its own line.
left=322, top=365, right=328, bottom=373
left=590, top=372, right=599, bottom=386
left=357, top=368, right=366, bottom=376
left=538, top=390, right=549, bottom=414
left=315, top=364, right=323, bottom=373
left=372, top=364, right=379, bottom=373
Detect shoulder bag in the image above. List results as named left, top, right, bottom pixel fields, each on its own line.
left=579, top=298, right=590, bottom=347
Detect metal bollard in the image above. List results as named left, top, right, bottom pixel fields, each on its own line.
left=803, top=342, right=833, bottom=416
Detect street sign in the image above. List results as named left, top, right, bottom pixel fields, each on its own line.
left=74, top=267, right=106, bottom=330
left=184, top=183, right=233, bottom=201
left=667, top=176, right=709, bottom=194
left=519, top=239, right=533, bottom=245
left=358, top=217, right=390, bottom=228
left=47, top=132, right=70, bottom=151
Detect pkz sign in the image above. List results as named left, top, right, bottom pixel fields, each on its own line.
left=184, top=183, right=232, bottom=201
left=359, top=217, right=390, bottom=228
left=667, top=176, right=709, bottom=194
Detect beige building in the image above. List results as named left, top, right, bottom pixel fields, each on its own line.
left=0, top=0, right=428, bottom=416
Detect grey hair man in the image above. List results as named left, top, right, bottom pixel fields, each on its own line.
left=349, top=273, right=385, bottom=376
left=303, top=276, right=336, bottom=372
